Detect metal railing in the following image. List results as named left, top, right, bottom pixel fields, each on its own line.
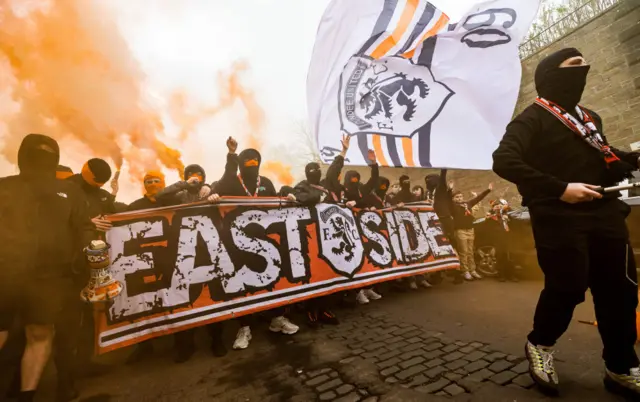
left=519, top=0, right=621, bottom=59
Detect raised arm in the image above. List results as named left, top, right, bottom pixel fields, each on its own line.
left=361, top=149, right=379, bottom=195
left=325, top=134, right=350, bottom=193
left=466, top=185, right=492, bottom=209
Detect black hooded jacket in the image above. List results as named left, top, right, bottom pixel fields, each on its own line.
left=156, top=164, right=211, bottom=206
left=0, top=134, right=94, bottom=280
left=493, top=48, right=639, bottom=209
left=216, top=150, right=276, bottom=197
left=388, top=175, right=415, bottom=206
left=343, top=164, right=379, bottom=207
left=67, top=174, right=116, bottom=218
left=294, top=156, right=347, bottom=205
left=361, top=176, right=390, bottom=209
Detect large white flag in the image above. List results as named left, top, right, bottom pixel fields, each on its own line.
left=308, top=0, right=541, bottom=169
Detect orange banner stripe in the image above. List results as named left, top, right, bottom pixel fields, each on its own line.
left=401, top=13, right=449, bottom=59
left=370, top=0, right=420, bottom=60
left=372, top=135, right=389, bottom=166
left=402, top=138, right=415, bottom=167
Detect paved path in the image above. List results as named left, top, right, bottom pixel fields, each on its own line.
left=27, top=279, right=635, bottom=401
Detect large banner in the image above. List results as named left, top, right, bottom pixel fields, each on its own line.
left=307, top=0, right=541, bottom=169
left=97, top=198, right=459, bottom=353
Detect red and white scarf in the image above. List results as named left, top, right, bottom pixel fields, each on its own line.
left=535, top=97, right=620, bottom=165
left=238, top=174, right=261, bottom=197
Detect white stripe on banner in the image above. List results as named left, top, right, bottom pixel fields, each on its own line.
left=99, top=258, right=458, bottom=347
left=385, top=0, right=428, bottom=57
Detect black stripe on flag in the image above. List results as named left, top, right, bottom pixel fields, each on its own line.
left=357, top=0, right=398, bottom=56
left=417, top=36, right=438, bottom=167
left=397, top=3, right=436, bottom=55
left=386, top=137, right=403, bottom=167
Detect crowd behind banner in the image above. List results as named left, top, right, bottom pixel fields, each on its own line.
left=0, top=133, right=515, bottom=402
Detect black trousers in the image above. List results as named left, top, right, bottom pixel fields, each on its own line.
left=528, top=201, right=639, bottom=374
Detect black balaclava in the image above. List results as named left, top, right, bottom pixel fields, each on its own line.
left=305, top=162, right=322, bottom=185
left=238, top=149, right=262, bottom=193
left=425, top=174, right=439, bottom=193
left=18, top=134, right=60, bottom=179
left=278, top=186, right=294, bottom=197
left=399, top=175, right=411, bottom=192
left=535, top=48, right=590, bottom=111
left=344, top=170, right=361, bottom=193
left=376, top=176, right=390, bottom=198
left=184, top=164, right=206, bottom=193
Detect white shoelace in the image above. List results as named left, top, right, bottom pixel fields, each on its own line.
left=541, top=350, right=556, bottom=374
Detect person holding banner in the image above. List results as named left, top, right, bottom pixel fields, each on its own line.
left=493, top=48, right=640, bottom=398
left=156, top=164, right=211, bottom=205
left=127, top=171, right=167, bottom=211
left=362, top=177, right=390, bottom=210
left=0, top=134, right=94, bottom=402
left=208, top=137, right=299, bottom=350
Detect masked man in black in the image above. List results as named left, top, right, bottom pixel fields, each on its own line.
left=209, top=137, right=299, bottom=350
left=156, top=164, right=211, bottom=205
left=493, top=48, right=640, bottom=398
left=362, top=177, right=390, bottom=210
left=0, top=134, right=93, bottom=402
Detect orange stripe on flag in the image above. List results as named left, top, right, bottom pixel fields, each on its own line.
left=402, top=138, right=415, bottom=167
left=401, top=13, right=449, bottom=59
left=370, top=0, right=420, bottom=60
left=372, top=135, right=389, bottom=166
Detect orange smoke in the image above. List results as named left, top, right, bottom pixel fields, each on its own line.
left=262, top=161, right=294, bottom=186
left=0, top=0, right=184, bottom=177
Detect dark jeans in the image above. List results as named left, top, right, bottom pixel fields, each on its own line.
left=527, top=201, right=639, bottom=374
left=174, top=323, right=225, bottom=352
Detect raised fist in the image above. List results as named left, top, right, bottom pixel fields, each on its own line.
left=227, top=136, right=238, bottom=153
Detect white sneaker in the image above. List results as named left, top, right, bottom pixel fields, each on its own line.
left=363, top=288, right=382, bottom=300
left=463, top=272, right=474, bottom=281
left=525, top=341, right=559, bottom=395
left=409, top=280, right=419, bottom=290
left=233, top=326, right=252, bottom=350
left=604, top=367, right=640, bottom=398
left=419, top=280, right=432, bottom=288
left=269, top=316, right=299, bottom=335
left=356, top=290, right=370, bottom=304
left=471, top=271, right=483, bottom=279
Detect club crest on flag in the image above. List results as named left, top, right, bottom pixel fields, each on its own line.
left=339, top=56, right=453, bottom=138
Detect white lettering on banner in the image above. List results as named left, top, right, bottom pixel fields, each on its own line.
left=169, top=215, right=236, bottom=298
left=384, top=211, right=405, bottom=263
left=108, top=220, right=164, bottom=319
left=393, top=210, right=430, bottom=262
left=315, top=204, right=364, bottom=277
left=267, top=208, right=312, bottom=280
left=359, top=211, right=393, bottom=266
left=228, top=210, right=283, bottom=291
left=419, top=212, right=456, bottom=258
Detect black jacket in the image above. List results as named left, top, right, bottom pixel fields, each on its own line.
left=388, top=188, right=415, bottom=206
left=343, top=165, right=379, bottom=207
left=452, top=189, right=491, bottom=230
left=216, top=153, right=276, bottom=197
left=1, top=134, right=94, bottom=281
left=493, top=104, right=638, bottom=209
left=294, top=156, right=345, bottom=205
left=67, top=174, right=117, bottom=217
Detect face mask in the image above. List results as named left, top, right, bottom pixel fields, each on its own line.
left=538, top=65, right=590, bottom=110
left=144, top=178, right=165, bottom=197
left=307, top=169, right=321, bottom=185
left=188, top=173, right=203, bottom=183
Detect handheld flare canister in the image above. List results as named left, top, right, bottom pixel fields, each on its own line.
left=81, top=240, right=123, bottom=303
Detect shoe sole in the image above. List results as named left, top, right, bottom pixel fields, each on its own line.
left=524, top=344, right=559, bottom=396
left=604, top=374, right=640, bottom=399
left=270, top=326, right=299, bottom=335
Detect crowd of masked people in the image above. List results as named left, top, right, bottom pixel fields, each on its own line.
left=0, top=133, right=514, bottom=402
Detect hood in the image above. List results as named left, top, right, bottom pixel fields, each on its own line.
left=535, top=47, right=590, bottom=110
left=399, top=175, right=411, bottom=192
left=184, top=164, right=206, bottom=193
left=305, top=162, right=322, bottom=185
left=344, top=170, right=361, bottom=192
left=18, top=134, right=60, bottom=178
left=144, top=170, right=166, bottom=198
left=238, top=148, right=261, bottom=182
left=82, top=158, right=112, bottom=188
left=376, top=176, right=390, bottom=198
left=425, top=174, right=439, bottom=192
left=56, top=164, right=74, bottom=180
